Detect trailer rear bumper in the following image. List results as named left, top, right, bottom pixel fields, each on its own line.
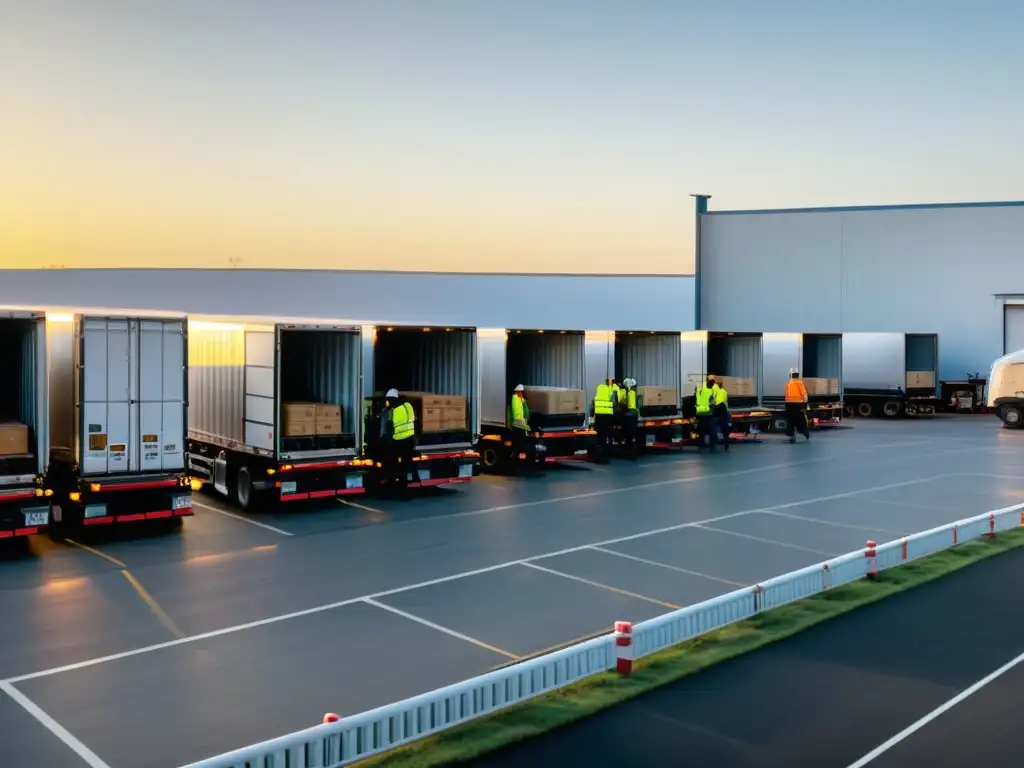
left=262, top=460, right=371, bottom=502
left=535, top=429, right=597, bottom=461
left=637, top=418, right=687, bottom=449
left=408, top=450, right=479, bottom=486
left=53, top=475, right=193, bottom=527
left=0, top=485, right=50, bottom=537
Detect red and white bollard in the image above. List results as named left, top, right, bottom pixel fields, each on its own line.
left=865, top=540, right=878, bottom=580
left=953, top=525, right=958, bottom=546
left=614, top=621, right=633, bottom=676
left=900, top=537, right=908, bottom=561
left=322, top=713, right=341, bottom=725
left=985, top=513, right=996, bottom=539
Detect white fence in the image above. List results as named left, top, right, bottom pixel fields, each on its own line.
left=182, top=503, right=1024, bottom=768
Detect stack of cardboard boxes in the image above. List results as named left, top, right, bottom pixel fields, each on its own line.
left=906, top=371, right=936, bottom=389
left=0, top=421, right=29, bottom=456
left=400, top=391, right=467, bottom=433
left=710, top=375, right=757, bottom=397
left=803, top=377, right=840, bottom=395
left=636, top=385, right=677, bottom=407
left=282, top=403, right=343, bottom=437
left=522, top=386, right=585, bottom=415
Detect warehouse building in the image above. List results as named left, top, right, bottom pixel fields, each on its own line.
left=695, top=197, right=1024, bottom=380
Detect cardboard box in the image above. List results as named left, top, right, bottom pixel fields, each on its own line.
left=713, top=375, right=756, bottom=397
left=522, top=386, right=585, bottom=415
left=420, top=406, right=445, bottom=433
left=0, top=422, right=29, bottom=456
left=315, top=403, right=341, bottom=420
left=400, top=391, right=448, bottom=410
left=441, top=405, right=467, bottom=430
left=315, top=417, right=342, bottom=436
left=282, top=402, right=316, bottom=420
left=906, top=371, right=936, bottom=389
left=637, top=386, right=677, bottom=406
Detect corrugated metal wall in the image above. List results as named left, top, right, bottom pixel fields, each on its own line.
left=373, top=329, right=476, bottom=398
left=804, top=334, right=842, bottom=379
left=506, top=332, right=585, bottom=392
left=0, top=319, right=39, bottom=438
left=615, top=333, right=680, bottom=388
left=708, top=335, right=762, bottom=382
left=905, top=333, right=938, bottom=372
left=280, top=330, right=362, bottom=437
left=188, top=326, right=245, bottom=444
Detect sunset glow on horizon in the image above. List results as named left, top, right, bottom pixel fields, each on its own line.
left=3, top=1, right=1023, bottom=275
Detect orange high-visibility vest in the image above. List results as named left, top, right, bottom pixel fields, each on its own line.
left=785, top=379, right=807, bottom=403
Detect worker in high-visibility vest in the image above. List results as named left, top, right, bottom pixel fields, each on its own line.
left=593, top=377, right=616, bottom=459
left=784, top=369, right=810, bottom=443
left=507, top=384, right=538, bottom=470
left=694, top=376, right=718, bottom=451
left=382, top=388, right=416, bottom=494
left=621, top=377, right=639, bottom=459
left=713, top=379, right=731, bottom=452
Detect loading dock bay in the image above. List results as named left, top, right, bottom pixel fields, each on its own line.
left=1, top=418, right=1022, bottom=768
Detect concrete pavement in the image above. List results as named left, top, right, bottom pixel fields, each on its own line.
left=0, top=416, right=1020, bottom=767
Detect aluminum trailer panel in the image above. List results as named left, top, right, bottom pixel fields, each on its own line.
left=841, top=333, right=906, bottom=390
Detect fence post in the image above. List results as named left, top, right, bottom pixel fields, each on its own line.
left=614, top=621, right=633, bottom=676
left=900, top=537, right=908, bottom=561
left=985, top=513, right=996, bottom=538
left=822, top=563, right=830, bottom=590
left=865, top=540, right=877, bottom=580
left=953, top=525, right=958, bottom=546
left=752, top=584, right=764, bottom=611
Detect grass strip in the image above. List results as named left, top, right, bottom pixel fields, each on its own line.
left=360, top=527, right=1024, bottom=767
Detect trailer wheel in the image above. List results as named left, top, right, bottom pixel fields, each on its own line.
left=882, top=401, right=901, bottom=418
left=1001, top=405, right=1023, bottom=429
left=857, top=401, right=874, bottom=418
left=480, top=446, right=503, bottom=473
left=843, top=405, right=855, bottom=419
left=236, top=466, right=255, bottom=511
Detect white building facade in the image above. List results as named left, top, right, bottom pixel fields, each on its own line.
left=696, top=199, right=1024, bottom=381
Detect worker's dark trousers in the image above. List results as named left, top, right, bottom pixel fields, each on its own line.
left=594, top=414, right=614, bottom=460
left=387, top=438, right=415, bottom=495
left=510, top=428, right=537, bottom=473
left=621, top=412, right=639, bottom=458
left=714, top=404, right=730, bottom=451
left=697, top=413, right=717, bottom=450
left=785, top=403, right=810, bottom=439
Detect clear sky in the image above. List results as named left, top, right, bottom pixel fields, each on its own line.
left=3, top=0, right=1022, bottom=274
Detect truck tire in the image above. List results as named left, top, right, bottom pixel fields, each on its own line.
left=480, top=445, right=503, bottom=474
left=882, top=401, right=901, bottom=418
left=1001, top=405, right=1023, bottom=429
left=236, top=466, right=256, bottom=511
left=843, top=404, right=855, bottom=419
left=857, top=401, right=874, bottom=418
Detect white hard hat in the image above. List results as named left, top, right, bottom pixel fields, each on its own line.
left=385, top=388, right=399, bottom=398
left=513, top=384, right=524, bottom=392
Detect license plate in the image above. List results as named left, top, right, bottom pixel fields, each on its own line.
left=417, top=469, right=431, bottom=482
left=345, top=474, right=363, bottom=489
left=645, top=434, right=656, bottom=445
left=24, top=510, right=48, bottom=527
left=749, top=427, right=761, bottom=434
left=84, top=504, right=107, bottom=519
left=458, top=464, right=473, bottom=478
left=280, top=481, right=297, bottom=494
left=172, top=494, right=191, bottom=510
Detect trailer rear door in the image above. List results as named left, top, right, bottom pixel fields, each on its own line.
left=243, top=329, right=276, bottom=453
left=78, top=316, right=187, bottom=475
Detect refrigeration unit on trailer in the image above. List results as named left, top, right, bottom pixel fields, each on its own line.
left=47, top=314, right=193, bottom=533
left=841, top=333, right=941, bottom=418
left=365, top=326, right=480, bottom=488
left=476, top=329, right=599, bottom=473
left=187, top=320, right=368, bottom=511
left=0, top=311, right=50, bottom=539
left=986, top=348, right=1024, bottom=428
left=761, top=333, right=844, bottom=433
left=681, top=331, right=772, bottom=437
left=615, top=331, right=686, bottom=451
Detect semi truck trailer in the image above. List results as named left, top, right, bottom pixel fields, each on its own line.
left=841, top=332, right=941, bottom=418
left=47, top=314, right=194, bottom=534
left=187, top=320, right=371, bottom=511
left=476, top=329, right=598, bottom=473
left=761, top=333, right=844, bottom=433
left=615, top=331, right=686, bottom=451
left=0, top=311, right=51, bottom=539
left=987, top=349, right=1024, bottom=428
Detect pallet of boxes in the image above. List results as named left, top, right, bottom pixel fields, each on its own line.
left=282, top=402, right=343, bottom=442
left=906, top=371, right=935, bottom=390
left=636, top=386, right=678, bottom=417
left=803, top=377, right=841, bottom=397
left=399, top=392, right=468, bottom=436
left=521, top=386, right=586, bottom=429
left=712, top=375, right=757, bottom=399
left=0, top=420, right=29, bottom=457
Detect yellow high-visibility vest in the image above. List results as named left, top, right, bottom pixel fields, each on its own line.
left=392, top=402, right=416, bottom=440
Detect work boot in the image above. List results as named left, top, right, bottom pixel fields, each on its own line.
left=789, top=436, right=796, bottom=444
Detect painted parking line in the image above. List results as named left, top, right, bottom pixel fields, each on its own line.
left=337, top=498, right=388, bottom=515
left=762, top=509, right=904, bottom=536
left=692, top=524, right=837, bottom=557
left=844, top=648, right=1024, bottom=768
left=64, top=539, right=125, bottom=568
left=3, top=474, right=954, bottom=685
left=587, top=545, right=747, bottom=587
left=520, top=562, right=681, bottom=610
left=362, top=598, right=519, bottom=660
left=192, top=499, right=295, bottom=536
left=0, top=681, right=112, bottom=768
